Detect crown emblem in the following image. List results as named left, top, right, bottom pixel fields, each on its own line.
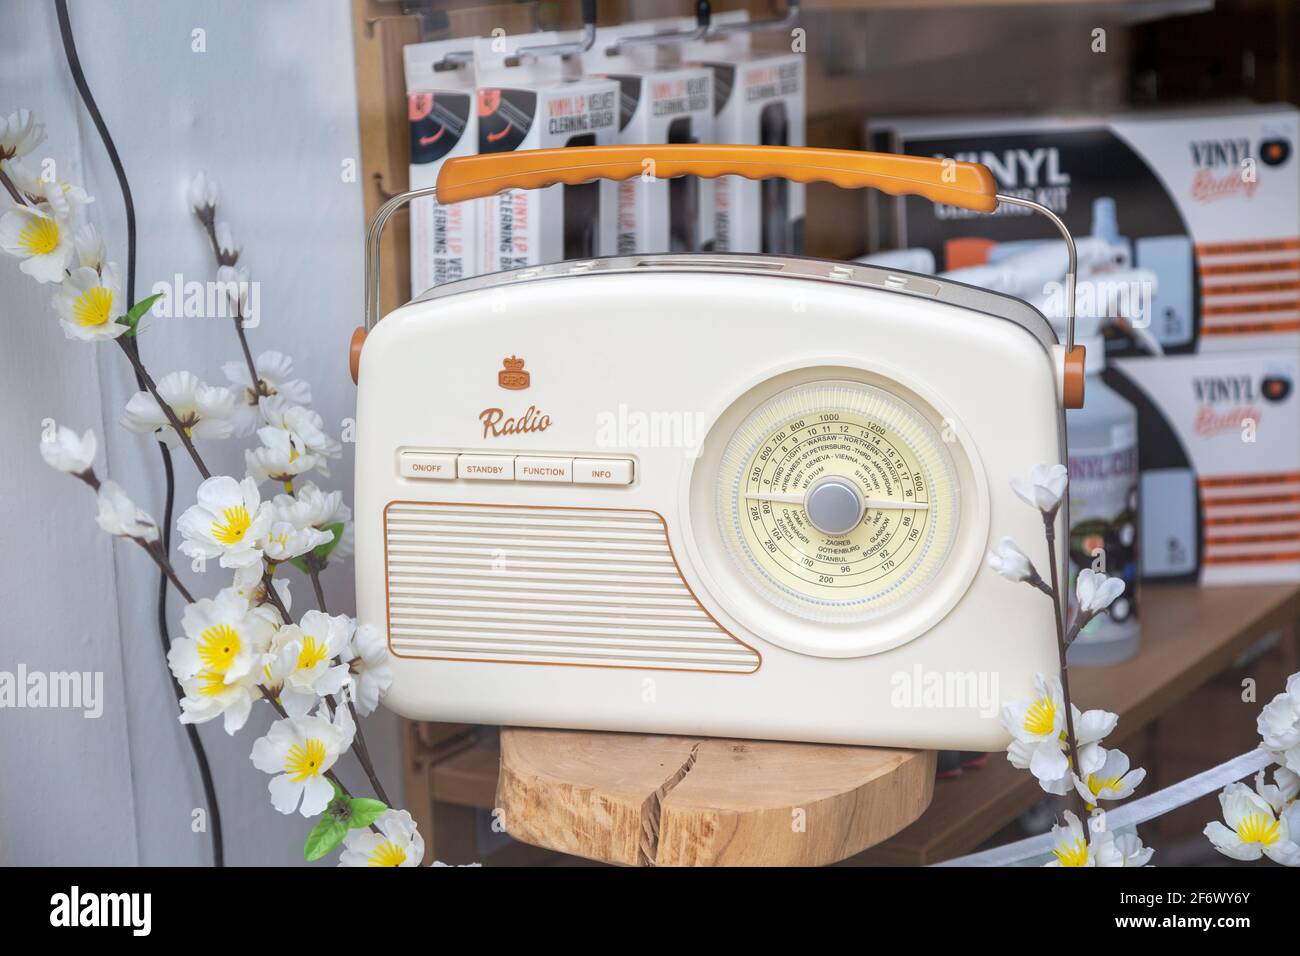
left=498, top=355, right=530, bottom=390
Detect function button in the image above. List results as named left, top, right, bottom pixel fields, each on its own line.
left=458, top=455, right=515, bottom=480
left=400, top=451, right=457, bottom=480
left=573, top=458, right=634, bottom=485
left=516, top=456, right=573, bottom=483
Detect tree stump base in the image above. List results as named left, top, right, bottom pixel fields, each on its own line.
left=496, top=728, right=936, bottom=866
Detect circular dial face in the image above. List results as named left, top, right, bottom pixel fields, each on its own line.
left=717, top=380, right=960, bottom=623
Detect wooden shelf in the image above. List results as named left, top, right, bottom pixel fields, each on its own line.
left=413, top=581, right=1300, bottom=865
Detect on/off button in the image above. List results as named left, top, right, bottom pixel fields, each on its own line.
left=399, top=452, right=457, bottom=480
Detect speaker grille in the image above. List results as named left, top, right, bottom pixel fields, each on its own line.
left=384, top=502, right=760, bottom=672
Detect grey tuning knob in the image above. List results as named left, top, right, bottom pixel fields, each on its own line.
left=803, top=476, right=865, bottom=536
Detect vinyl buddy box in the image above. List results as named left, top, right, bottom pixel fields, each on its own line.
left=474, top=33, right=619, bottom=271
left=351, top=145, right=1087, bottom=749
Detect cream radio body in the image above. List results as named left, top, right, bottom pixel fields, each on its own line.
left=354, top=254, right=1065, bottom=750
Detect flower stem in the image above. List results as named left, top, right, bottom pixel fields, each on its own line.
left=136, top=539, right=196, bottom=603
left=260, top=569, right=291, bottom=623
left=1043, top=514, right=1090, bottom=836
left=0, top=166, right=28, bottom=206
left=307, top=557, right=328, bottom=613
left=115, top=337, right=211, bottom=479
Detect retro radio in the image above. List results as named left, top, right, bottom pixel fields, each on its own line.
left=352, top=146, right=1083, bottom=749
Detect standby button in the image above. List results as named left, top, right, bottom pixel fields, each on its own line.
left=458, top=455, right=515, bottom=480
left=573, top=458, right=634, bottom=485
left=399, top=452, right=457, bottom=480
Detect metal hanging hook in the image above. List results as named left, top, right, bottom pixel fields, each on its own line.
left=707, top=0, right=800, bottom=36
left=514, top=0, right=598, bottom=60
left=605, top=0, right=711, bottom=54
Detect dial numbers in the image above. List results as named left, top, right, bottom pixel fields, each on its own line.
left=717, top=381, right=960, bottom=623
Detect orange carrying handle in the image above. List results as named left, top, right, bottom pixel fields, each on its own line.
left=437, top=145, right=999, bottom=213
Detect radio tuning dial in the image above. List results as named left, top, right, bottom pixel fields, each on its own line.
left=803, top=476, right=865, bottom=536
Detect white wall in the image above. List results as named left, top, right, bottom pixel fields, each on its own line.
left=0, top=0, right=401, bottom=865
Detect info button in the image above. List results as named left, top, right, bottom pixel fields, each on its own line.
left=573, top=458, right=634, bottom=485
left=399, top=452, right=457, bottom=480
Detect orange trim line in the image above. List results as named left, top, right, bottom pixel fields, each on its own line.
left=1201, top=280, right=1300, bottom=296
left=1206, top=531, right=1300, bottom=545
left=1200, top=258, right=1300, bottom=276
left=1196, top=238, right=1300, bottom=255
left=1205, top=512, right=1300, bottom=527
left=1204, top=551, right=1300, bottom=565
left=1203, top=492, right=1300, bottom=507
left=1202, top=299, right=1300, bottom=316
left=1199, top=472, right=1300, bottom=488
left=1202, top=321, right=1300, bottom=335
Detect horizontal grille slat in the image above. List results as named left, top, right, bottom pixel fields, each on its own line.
left=384, top=502, right=758, bottom=672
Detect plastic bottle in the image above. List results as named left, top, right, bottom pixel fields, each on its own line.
left=1058, top=311, right=1142, bottom=665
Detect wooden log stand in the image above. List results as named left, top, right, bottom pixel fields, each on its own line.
left=496, top=728, right=936, bottom=866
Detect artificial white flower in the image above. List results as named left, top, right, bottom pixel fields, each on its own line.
left=231, top=562, right=292, bottom=625
left=344, top=623, right=393, bottom=717
left=1004, top=675, right=1115, bottom=793
left=168, top=587, right=275, bottom=689
left=262, top=611, right=354, bottom=717
left=95, top=480, right=159, bottom=542
left=1073, top=747, right=1146, bottom=807
left=1010, top=463, right=1069, bottom=516
left=5, top=158, right=94, bottom=210
left=245, top=426, right=322, bottom=486
left=221, top=350, right=312, bottom=437
left=1045, top=811, right=1097, bottom=867
left=263, top=522, right=334, bottom=564
left=1076, top=567, right=1126, bottom=616
left=339, top=809, right=424, bottom=867
left=1109, top=831, right=1154, bottom=867
left=121, top=370, right=236, bottom=446
left=213, top=220, right=238, bottom=261
left=51, top=263, right=124, bottom=340
left=40, top=425, right=96, bottom=475
left=188, top=171, right=219, bottom=214
left=259, top=395, right=342, bottom=463
left=176, top=667, right=261, bottom=735
left=72, top=223, right=106, bottom=272
left=1255, top=766, right=1299, bottom=815
left=178, top=475, right=273, bottom=569
left=986, top=536, right=1035, bottom=583
left=1204, top=780, right=1300, bottom=866
left=250, top=705, right=355, bottom=817
left=1, top=204, right=73, bottom=283
left=215, top=263, right=252, bottom=319
left=271, top=481, right=351, bottom=559
left=1258, top=673, right=1300, bottom=775
left=0, top=108, right=46, bottom=163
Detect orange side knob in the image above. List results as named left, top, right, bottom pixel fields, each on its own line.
left=1062, top=345, right=1086, bottom=409
left=349, top=326, right=366, bottom=384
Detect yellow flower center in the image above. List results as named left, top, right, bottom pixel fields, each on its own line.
left=72, top=285, right=114, bottom=328
left=284, top=738, right=328, bottom=781
left=212, top=504, right=251, bottom=545
left=1052, top=838, right=1089, bottom=867
left=1023, top=695, right=1057, bottom=736
left=19, top=214, right=60, bottom=255
left=197, top=670, right=229, bottom=697
left=1086, top=774, right=1124, bottom=797
left=367, top=841, right=407, bottom=867
left=1236, top=812, right=1280, bottom=846
left=296, top=634, right=329, bottom=672
left=198, top=623, right=241, bottom=673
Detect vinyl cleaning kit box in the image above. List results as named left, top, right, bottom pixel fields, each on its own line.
left=869, top=105, right=1300, bottom=356
left=870, top=106, right=1300, bottom=584
left=404, top=39, right=481, bottom=296
left=579, top=25, right=715, bottom=254
left=681, top=18, right=806, bottom=255
left=1107, top=350, right=1299, bottom=585
left=474, top=33, right=619, bottom=271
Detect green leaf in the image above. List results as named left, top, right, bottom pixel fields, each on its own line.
left=347, top=797, right=388, bottom=830
left=115, top=292, right=163, bottom=338
left=303, top=816, right=348, bottom=862
left=288, top=522, right=347, bottom=575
